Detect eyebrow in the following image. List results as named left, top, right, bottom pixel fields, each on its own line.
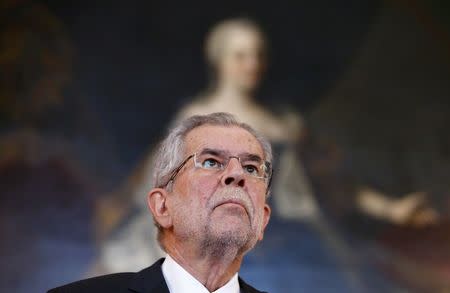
left=198, top=148, right=263, bottom=163
left=239, top=152, right=263, bottom=163
left=199, top=148, right=227, bottom=157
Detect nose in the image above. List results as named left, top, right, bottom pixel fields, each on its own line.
left=221, top=157, right=245, bottom=188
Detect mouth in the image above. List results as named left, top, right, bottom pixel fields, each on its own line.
left=210, top=188, right=254, bottom=223
left=218, top=200, right=246, bottom=209
left=215, top=199, right=249, bottom=217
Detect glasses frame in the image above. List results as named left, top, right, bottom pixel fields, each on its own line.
left=161, top=152, right=273, bottom=189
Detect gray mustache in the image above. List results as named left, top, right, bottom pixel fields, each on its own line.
left=210, top=187, right=254, bottom=217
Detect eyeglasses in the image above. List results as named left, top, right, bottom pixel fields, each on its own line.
left=161, top=149, right=272, bottom=188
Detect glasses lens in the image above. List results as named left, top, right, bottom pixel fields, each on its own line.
left=195, top=153, right=224, bottom=170
left=195, top=152, right=270, bottom=180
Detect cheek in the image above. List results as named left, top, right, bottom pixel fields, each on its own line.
left=251, top=193, right=269, bottom=222
left=250, top=185, right=268, bottom=204
left=186, top=173, right=218, bottom=206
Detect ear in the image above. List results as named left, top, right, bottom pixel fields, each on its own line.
left=258, top=204, right=271, bottom=241
left=147, top=188, right=173, bottom=229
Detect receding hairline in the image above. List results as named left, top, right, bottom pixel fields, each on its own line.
left=181, top=123, right=267, bottom=159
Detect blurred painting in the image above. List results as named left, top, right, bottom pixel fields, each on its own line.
left=1, top=0, right=449, bottom=292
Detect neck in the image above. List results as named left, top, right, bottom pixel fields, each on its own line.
left=164, top=238, right=243, bottom=292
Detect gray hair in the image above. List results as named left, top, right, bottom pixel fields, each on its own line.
left=151, top=112, right=272, bottom=190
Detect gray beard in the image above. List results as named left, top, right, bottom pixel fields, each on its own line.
left=199, top=226, right=257, bottom=259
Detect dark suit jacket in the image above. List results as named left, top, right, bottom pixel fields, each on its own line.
left=48, top=258, right=266, bottom=293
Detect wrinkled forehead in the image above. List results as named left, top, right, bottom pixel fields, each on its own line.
left=183, top=125, right=264, bottom=159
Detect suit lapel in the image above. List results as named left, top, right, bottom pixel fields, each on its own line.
left=128, top=258, right=263, bottom=293
left=239, top=277, right=264, bottom=293
left=128, top=258, right=170, bottom=293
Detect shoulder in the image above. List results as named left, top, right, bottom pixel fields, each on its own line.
left=47, top=272, right=135, bottom=293
left=48, top=258, right=167, bottom=293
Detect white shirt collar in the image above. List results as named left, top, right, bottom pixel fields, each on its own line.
left=161, top=254, right=240, bottom=293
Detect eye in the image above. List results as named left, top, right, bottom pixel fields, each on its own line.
left=201, top=158, right=223, bottom=169
left=243, top=164, right=259, bottom=176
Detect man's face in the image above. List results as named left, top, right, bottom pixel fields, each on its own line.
left=168, top=125, right=271, bottom=253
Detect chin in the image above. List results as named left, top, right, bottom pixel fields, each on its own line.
left=212, top=219, right=248, bottom=235
left=208, top=224, right=257, bottom=251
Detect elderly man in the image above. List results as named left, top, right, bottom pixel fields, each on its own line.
left=48, top=112, right=272, bottom=293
